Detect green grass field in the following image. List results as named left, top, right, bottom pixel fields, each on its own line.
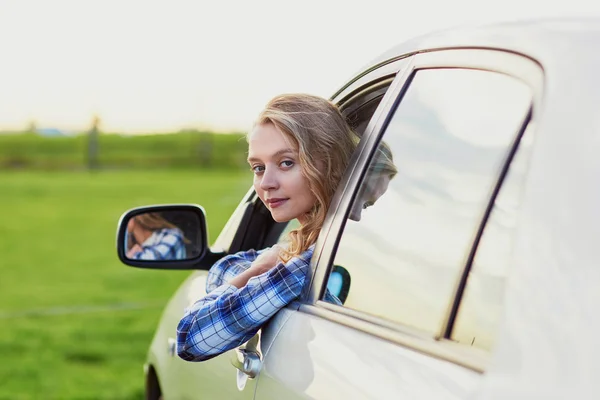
left=0, top=132, right=248, bottom=170
left=0, top=170, right=251, bottom=399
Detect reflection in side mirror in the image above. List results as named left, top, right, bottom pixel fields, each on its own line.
left=125, top=210, right=199, bottom=261
left=117, top=204, right=212, bottom=269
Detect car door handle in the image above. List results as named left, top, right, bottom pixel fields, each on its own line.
left=168, top=337, right=177, bottom=357
left=231, top=348, right=262, bottom=378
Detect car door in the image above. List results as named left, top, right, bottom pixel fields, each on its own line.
left=152, top=189, right=287, bottom=400
left=252, top=48, right=542, bottom=399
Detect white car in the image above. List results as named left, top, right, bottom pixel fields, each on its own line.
left=117, top=18, right=600, bottom=399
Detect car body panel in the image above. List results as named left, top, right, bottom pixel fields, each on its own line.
left=147, top=271, right=259, bottom=399
left=255, top=308, right=479, bottom=400
left=141, top=18, right=600, bottom=399
left=475, top=37, right=600, bottom=400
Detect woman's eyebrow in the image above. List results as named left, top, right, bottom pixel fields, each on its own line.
left=247, top=148, right=296, bottom=163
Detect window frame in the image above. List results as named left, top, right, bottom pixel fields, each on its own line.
left=300, top=48, right=544, bottom=371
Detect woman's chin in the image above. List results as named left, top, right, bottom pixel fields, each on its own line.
left=270, top=210, right=306, bottom=224
left=273, top=216, right=295, bottom=223
left=270, top=208, right=312, bottom=224
left=270, top=211, right=291, bottom=223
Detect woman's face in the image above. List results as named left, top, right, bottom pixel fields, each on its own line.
left=248, top=123, right=317, bottom=224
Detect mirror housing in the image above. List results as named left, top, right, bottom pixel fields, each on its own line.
left=116, top=204, right=225, bottom=270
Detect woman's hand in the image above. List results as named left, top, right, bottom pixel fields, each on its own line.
left=250, top=245, right=282, bottom=274
left=229, top=245, right=282, bottom=289
left=127, top=244, right=143, bottom=258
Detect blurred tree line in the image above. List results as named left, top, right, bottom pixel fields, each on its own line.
left=0, top=122, right=249, bottom=171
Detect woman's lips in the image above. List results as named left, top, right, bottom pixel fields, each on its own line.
left=268, top=199, right=288, bottom=208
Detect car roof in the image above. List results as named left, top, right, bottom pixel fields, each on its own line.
left=364, top=17, right=600, bottom=71
left=334, top=18, right=600, bottom=106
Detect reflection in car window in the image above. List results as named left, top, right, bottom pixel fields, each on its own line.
left=452, top=130, right=534, bottom=350
left=324, top=68, right=532, bottom=336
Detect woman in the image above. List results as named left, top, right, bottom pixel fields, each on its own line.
left=177, top=94, right=358, bottom=362
left=126, top=212, right=188, bottom=260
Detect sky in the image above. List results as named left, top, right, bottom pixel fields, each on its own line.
left=0, top=0, right=598, bottom=133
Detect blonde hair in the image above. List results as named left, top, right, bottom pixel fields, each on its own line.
left=134, top=213, right=178, bottom=231
left=253, top=94, right=358, bottom=262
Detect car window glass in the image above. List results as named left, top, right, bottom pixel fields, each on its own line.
left=324, top=68, right=532, bottom=336
left=451, top=130, right=534, bottom=350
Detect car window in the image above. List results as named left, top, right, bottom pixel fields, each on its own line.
left=323, top=68, right=532, bottom=337
left=451, top=129, right=534, bottom=350
left=274, top=86, right=391, bottom=247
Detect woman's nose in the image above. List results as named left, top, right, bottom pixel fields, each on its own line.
left=260, top=167, right=279, bottom=190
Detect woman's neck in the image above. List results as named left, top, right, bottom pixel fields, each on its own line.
left=296, top=215, right=308, bottom=226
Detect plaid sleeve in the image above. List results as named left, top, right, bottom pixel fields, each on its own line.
left=176, top=248, right=313, bottom=362
left=132, top=229, right=185, bottom=261
left=324, top=289, right=342, bottom=305
left=205, top=249, right=264, bottom=292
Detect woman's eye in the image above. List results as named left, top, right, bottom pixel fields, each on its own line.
left=280, top=160, right=294, bottom=168
left=252, top=165, right=265, bottom=174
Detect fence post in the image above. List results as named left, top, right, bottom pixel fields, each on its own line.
left=197, top=131, right=214, bottom=167
left=87, top=115, right=100, bottom=170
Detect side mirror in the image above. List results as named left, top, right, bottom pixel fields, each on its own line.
left=116, top=204, right=224, bottom=270
left=327, top=265, right=351, bottom=304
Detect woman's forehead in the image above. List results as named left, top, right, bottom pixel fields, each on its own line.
left=248, top=123, right=298, bottom=159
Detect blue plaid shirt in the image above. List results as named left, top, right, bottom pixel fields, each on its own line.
left=130, top=228, right=186, bottom=260
left=176, top=245, right=340, bottom=362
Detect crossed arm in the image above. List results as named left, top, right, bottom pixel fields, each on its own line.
left=176, top=244, right=342, bottom=362
left=176, top=247, right=311, bottom=362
